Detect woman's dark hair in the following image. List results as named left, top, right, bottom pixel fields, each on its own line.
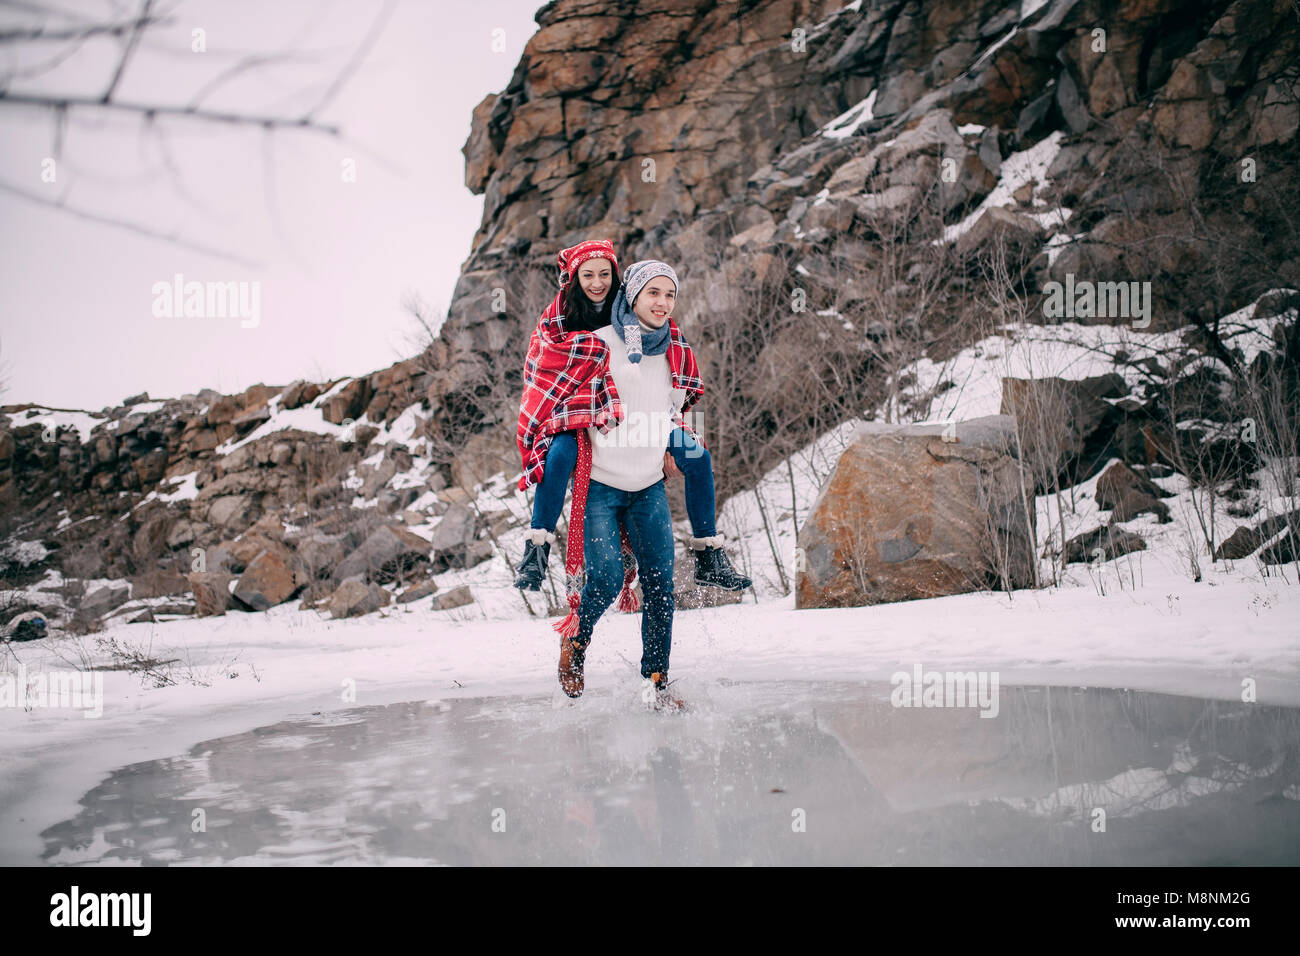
left=561, top=264, right=621, bottom=333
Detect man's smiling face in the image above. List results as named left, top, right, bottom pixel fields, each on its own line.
left=633, top=278, right=675, bottom=329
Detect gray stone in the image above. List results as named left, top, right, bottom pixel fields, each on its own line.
left=432, top=585, right=474, bottom=611
left=1064, top=525, right=1146, bottom=564
left=80, top=583, right=131, bottom=617
left=328, top=578, right=392, bottom=618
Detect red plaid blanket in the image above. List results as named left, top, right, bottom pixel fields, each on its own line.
left=515, top=293, right=706, bottom=491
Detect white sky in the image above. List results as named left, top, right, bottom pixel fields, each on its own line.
left=0, top=0, right=542, bottom=411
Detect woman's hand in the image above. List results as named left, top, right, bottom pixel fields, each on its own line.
left=663, top=450, right=683, bottom=481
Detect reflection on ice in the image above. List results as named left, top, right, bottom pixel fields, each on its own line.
left=38, top=682, right=1300, bottom=865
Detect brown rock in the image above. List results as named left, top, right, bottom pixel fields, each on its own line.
left=279, top=380, right=322, bottom=411
left=232, top=548, right=299, bottom=611
left=1107, top=489, right=1171, bottom=524
left=397, top=579, right=439, bottom=603
left=1214, top=511, right=1300, bottom=561
left=1000, top=375, right=1129, bottom=489
left=130, top=569, right=191, bottom=599
left=432, top=585, right=474, bottom=611
left=796, top=416, right=1035, bottom=608
left=328, top=578, right=392, bottom=618
left=321, top=378, right=372, bottom=426
left=1095, top=461, right=1173, bottom=510
left=188, top=571, right=235, bottom=616
left=1064, top=526, right=1146, bottom=565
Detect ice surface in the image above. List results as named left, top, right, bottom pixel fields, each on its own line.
left=32, top=683, right=1300, bottom=866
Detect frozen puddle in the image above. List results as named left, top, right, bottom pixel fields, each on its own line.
left=38, top=682, right=1300, bottom=865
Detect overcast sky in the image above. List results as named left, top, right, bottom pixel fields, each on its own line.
left=0, top=0, right=542, bottom=412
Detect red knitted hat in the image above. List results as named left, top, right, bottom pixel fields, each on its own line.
left=557, top=239, right=619, bottom=289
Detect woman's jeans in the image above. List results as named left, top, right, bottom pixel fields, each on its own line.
left=529, top=428, right=716, bottom=538
left=574, top=477, right=675, bottom=679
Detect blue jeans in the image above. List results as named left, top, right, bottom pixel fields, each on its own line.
left=530, top=428, right=716, bottom=538
left=575, top=477, right=675, bottom=679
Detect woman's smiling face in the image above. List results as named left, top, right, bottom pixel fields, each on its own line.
left=633, top=278, right=675, bottom=328
left=577, top=259, right=613, bottom=304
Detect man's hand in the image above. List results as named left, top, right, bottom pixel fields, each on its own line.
left=663, top=450, right=683, bottom=481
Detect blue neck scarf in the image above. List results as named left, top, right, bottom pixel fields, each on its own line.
left=609, top=286, right=671, bottom=364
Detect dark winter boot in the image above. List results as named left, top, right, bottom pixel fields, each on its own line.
left=690, top=534, right=752, bottom=591
left=514, top=528, right=556, bottom=591
left=558, top=636, right=589, bottom=698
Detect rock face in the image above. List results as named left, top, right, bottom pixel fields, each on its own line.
left=446, top=0, right=1299, bottom=354
left=796, top=415, right=1035, bottom=608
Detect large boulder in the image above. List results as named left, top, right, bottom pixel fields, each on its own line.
left=293, top=530, right=349, bottom=579
left=796, top=416, right=1036, bottom=608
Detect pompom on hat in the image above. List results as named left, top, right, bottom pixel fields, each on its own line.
left=556, top=239, right=619, bottom=290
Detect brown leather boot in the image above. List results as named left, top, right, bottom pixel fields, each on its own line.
left=558, top=636, right=588, bottom=698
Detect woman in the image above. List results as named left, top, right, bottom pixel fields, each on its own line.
left=514, top=240, right=750, bottom=598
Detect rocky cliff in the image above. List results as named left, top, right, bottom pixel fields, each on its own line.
left=447, top=0, right=1298, bottom=397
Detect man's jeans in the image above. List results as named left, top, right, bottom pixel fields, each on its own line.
left=574, top=477, right=675, bottom=679
left=530, top=427, right=715, bottom=538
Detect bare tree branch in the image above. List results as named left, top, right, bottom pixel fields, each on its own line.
left=0, top=90, right=342, bottom=133
left=100, top=0, right=154, bottom=103
left=302, top=0, right=398, bottom=122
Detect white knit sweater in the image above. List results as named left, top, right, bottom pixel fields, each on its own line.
left=587, top=323, right=681, bottom=492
